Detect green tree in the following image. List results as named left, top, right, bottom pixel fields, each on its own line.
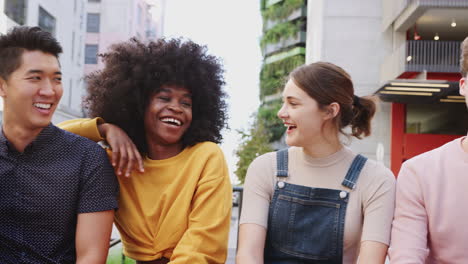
left=235, top=119, right=273, bottom=183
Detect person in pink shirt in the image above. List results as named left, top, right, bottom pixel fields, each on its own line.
left=389, top=37, right=468, bottom=263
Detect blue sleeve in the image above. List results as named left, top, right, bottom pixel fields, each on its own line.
left=77, top=143, right=119, bottom=213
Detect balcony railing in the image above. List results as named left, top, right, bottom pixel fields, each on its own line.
left=405, top=0, right=468, bottom=8
left=263, top=31, right=306, bottom=56
left=406, top=40, right=461, bottom=73
left=263, top=5, right=307, bottom=31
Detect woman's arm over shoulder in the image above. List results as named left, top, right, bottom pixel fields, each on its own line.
left=58, top=117, right=105, bottom=142
left=59, top=118, right=143, bottom=176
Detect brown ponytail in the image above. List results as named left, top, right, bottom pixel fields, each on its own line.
left=350, top=96, right=376, bottom=139
left=290, top=61, right=376, bottom=139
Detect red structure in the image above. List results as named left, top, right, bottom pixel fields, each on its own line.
left=389, top=102, right=461, bottom=175
left=377, top=1, right=468, bottom=175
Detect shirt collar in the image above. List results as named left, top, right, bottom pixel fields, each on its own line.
left=0, top=123, right=56, bottom=155
left=0, top=126, right=8, bottom=155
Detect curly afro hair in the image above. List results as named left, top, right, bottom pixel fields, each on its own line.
left=84, top=38, right=228, bottom=154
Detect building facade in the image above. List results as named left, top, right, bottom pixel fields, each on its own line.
left=1, top=0, right=165, bottom=123
left=245, top=0, right=468, bottom=178
left=304, top=0, right=468, bottom=173
left=84, top=0, right=163, bottom=75
left=378, top=0, right=468, bottom=174
left=261, top=0, right=307, bottom=150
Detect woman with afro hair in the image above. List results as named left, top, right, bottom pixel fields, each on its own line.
left=59, top=38, right=232, bottom=263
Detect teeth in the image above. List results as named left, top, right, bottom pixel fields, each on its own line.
left=161, top=117, right=182, bottom=126
left=34, top=103, right=52, bottom=109
left=284, top=124, right=296, bottom=128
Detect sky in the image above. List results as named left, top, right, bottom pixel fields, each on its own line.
left=161, top=0, right=263, bottom=184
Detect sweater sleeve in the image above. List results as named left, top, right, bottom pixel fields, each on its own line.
left=169, top=146, right=232, bottom=264
left=57, top=118, right=105, bottom=142
left=238, top=152, right=275, bottom=228
left=360, top=162, right=396, bottom=245
left=388, top=161, right=429, bottom=263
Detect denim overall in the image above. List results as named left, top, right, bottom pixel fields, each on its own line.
left=264, top=149, right=367, bottom=264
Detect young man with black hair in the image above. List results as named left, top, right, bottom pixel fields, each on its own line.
left=0, top=26, right=118, bottom=263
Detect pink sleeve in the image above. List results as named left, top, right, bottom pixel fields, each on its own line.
left=388, top=161, right=429, bottom=263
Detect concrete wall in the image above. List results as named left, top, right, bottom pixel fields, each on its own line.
left=306, top=0, right=391, bottom=165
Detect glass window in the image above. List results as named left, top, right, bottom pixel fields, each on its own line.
left=87, top=13, right=100, bottom=33
left=38, top=6, right=56, bottom=36
left=85, top=44, right=98, bottom=64
left=4, top=0, right=26, bottom=25
left=406, top=103, right=468, bottom=135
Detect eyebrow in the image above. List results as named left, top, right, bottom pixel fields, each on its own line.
left=26, top=69, right=62, bottom=75
left=159, top=88, right=192, bottom=98
left=285, top=95, right=300, bottom=100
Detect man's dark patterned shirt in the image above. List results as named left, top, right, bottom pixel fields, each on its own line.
left=0, top=124, right=119, bottom=263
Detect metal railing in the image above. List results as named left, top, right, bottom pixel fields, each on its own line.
left=406, top=0, right=468, bottom=8
left=406, top=40, right=462, bottom=73
left=233, top=186, right=244, bottom=252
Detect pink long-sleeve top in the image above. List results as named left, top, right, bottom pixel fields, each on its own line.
left=389, top=137, right=468, bottom=263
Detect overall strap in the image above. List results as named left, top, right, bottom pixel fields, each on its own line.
left=341, top=154, right=367, bottom=189
left=276, top=148, right=289, bottom=178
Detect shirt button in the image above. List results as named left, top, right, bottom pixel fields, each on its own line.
left=339, top=191, right=347, bottom=199
left=14, top=192, right=19, bottom=197
left=277, top=181, right=285, bottom=189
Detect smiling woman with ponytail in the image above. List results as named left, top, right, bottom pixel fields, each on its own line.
left=237, top=62, right=395, bottom=264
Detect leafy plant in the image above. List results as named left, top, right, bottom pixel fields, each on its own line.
left=262, top=0, right=305, bottom=21
left=235, top=118, right=274, bottom=183
left=235, top=0, right=307, bottom=184
left=260, top=0, right=267, bottom=10
left=260, top=20, right=301, bottom=49
left=260, top=54, right=305, bottom=98
left=258, top=100, right=285, bottom=141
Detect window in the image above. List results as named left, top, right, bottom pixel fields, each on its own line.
left=4, top=0, right=26, bottom=25
left=38, top=6, right=56, bottom=36
left=406, top=103, right=468, bottom=135
left=87, top=13, right=100, bottom=33
left=85, top=45, right=98, bottom=64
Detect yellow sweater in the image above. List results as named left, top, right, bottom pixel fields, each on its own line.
left=59, top=118, right=232, bottom=263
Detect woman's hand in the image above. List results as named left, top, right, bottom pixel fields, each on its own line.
left=98, top=123, right=144, bottom=177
